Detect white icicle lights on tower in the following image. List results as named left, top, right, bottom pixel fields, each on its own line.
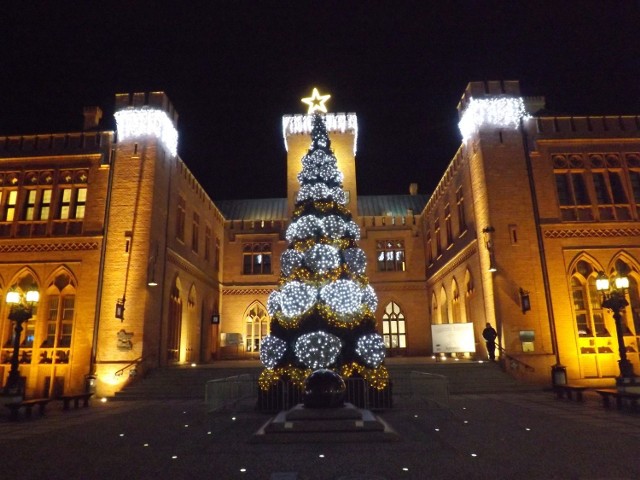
left=259, top=88, right=389, bottom=392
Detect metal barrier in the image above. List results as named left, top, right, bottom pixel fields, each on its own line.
left=257, top=379, right=304, bottom=413
left=206, top=371, right=440, bottom=413
left=204, top=374, right=255, bottom=413
left=256, top=377, right=393, bottom=412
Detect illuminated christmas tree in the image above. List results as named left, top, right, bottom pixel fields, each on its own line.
left=258, top=89, right=389, bottom=406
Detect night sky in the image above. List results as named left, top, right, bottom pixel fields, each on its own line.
left=1, top=1, right=639, bottom=200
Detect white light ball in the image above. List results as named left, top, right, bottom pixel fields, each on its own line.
left=331, top=187, right=347, bottom=205
left=343, top=248, right=366, bottom=274
left=294, top=331, right=342, bottom=369
left=281, top=249, right=304, bottom=276
left=322, top=215, right=346, bottom=239
left=304, top=244, right=340, bottom=273
left=260, top=335, right=288, bottom=368
left=355, top=333, right=386, bottom=368
left=280, top=281, right=317, bottom=319
left=266, top=290, right=281, bottom=317
left=286, top=215, right=322, bottom=241
left=301, top=150, right=327, bottom=168
left=345, top=220, right=361, bottom=240
left=318, top=165, right=343, bottom=184
left=320, top=279, right=362, bottom=315
left=362, top=284, right=378, bottom=312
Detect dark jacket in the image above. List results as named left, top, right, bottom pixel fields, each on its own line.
left=482, top=326, right=497, bottom=342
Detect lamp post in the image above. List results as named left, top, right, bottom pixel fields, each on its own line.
left=596, top=272, right=636, bottom=384
left=3, top=289, right=39, bottom=399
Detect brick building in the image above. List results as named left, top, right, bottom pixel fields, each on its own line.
left=1, top=82, right=639, bottom=398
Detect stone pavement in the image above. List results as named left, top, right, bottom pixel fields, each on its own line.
left=1, top=389, right=640, bottom=479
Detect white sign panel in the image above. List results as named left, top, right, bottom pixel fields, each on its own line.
left=431, top=323, right=476, bottom=353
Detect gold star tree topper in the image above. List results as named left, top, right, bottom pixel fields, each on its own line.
left=301, top=88, right=331, bottom=113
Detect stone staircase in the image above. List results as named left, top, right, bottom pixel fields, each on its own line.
left=387, top=361, right=541, bottom=395
left=113, top=358, right=541, bottom=401
left=113, top=362, right=261, bottom=400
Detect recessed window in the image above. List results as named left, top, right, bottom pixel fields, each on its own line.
left=242, top=243, right=271, bottom=275
left=191, top=212, right=200, bottom=253
left=176, top=196, right=186, bottom=242
left=204, top=225, right=211, bottom=261
left=382, top=302, right=406, bottom=350
left=444, top=204, right=452, bottom=246
left=456, top=187, right=466, bottom=234
left=376, top=240, right=405, bottom=272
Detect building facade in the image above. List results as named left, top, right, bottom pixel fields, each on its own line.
left=0, top=93, right=224, bottom=397
left=424, top=81, right=640, bottom=385
left=1, top=82, right=639, bottom=398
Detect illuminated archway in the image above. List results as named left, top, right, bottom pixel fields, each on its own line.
left=382, top=301, right=406, bottom=354
left=451, top=278, right=461, bottom=323
left=568, top=256, right=616, bottom=378
left=1, top=269, right=41, bottom=390
left=41, top=268, right=77, bottom=396
left=244, top=302, right=269, bottom=353
left=167, top=276, right=183, bottom=362
left=439, top=287, right=449, bottom=324
left=430, top=292, right=438, bottom=325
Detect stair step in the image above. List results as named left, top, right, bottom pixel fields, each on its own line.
left=114, top=361, right=538, bottom=400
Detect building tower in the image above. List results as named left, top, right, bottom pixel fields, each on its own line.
left=93, top=92, right=178, bottom=395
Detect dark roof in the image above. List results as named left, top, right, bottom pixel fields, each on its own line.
left=214, top=198, right=287, bottom=221
left=214, top=194, right=429, bottom=221
left=357, top=194, right=429, bottom=217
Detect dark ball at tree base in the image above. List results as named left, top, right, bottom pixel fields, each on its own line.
left=303, top=369, right=346, bottom=408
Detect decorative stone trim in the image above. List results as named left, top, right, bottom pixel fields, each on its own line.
left=222, top=287, right=274, bottom=296
left=0, top=241, right=99, bottom=253
left=544, top=227, right=640, bottom=239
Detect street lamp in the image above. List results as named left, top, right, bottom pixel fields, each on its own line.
left=596, top=272, right=636, bottom=383
left=482, top=226, right=497, bottom=272
left=3, top=288, right=39, bottom=399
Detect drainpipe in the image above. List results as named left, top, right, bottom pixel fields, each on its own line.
left=89, top=141, right=116, bottom=390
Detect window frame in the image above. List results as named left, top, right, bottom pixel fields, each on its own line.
left=376, top=239, right=406, bottom=272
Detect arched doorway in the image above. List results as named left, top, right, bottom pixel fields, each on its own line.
left=0, top=270, right=41, bottom=395
left=569, top=258, right=616, bottom=378
left=167, top=276, right=182, bottom=362
left=244, top=302, right=269, bottom=355
left=183, top=284, right=197, bottom=363
left=41, top=270, right=76, bottom=397
left=382, top=301, right=406, bottom=356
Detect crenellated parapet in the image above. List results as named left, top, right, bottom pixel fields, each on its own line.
left=424, top=145, right=466, bottom=217
left=528, top=115, right=640, bottom=139
left=282, top=113, right=358, bottom=154
left=175, top=159, right=225, bottom=227
left=114, top=91, right=179, bottom=156
left=457, top=80, right=535, bottom=141
left=0, top=132, right=114, bottom=163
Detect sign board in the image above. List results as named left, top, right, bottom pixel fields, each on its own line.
left=221, top=332, right=243, bottom=347
left=431, top=323, right=476, bottom=353
left=519, top=330, right=535, bottom=352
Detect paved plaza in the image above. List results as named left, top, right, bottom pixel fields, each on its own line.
left=1, top=387, right=640, bottom=479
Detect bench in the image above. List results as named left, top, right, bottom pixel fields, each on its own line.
left=58, top=392, right=93, bottom=410
left=553, top=384, right=588, bottom=402
left=4, top=398, right=51, bottom=421
left=595, top=388, right=640, bottom=411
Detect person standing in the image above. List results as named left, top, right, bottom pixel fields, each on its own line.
left=482, top=323, right=498, bottom=361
